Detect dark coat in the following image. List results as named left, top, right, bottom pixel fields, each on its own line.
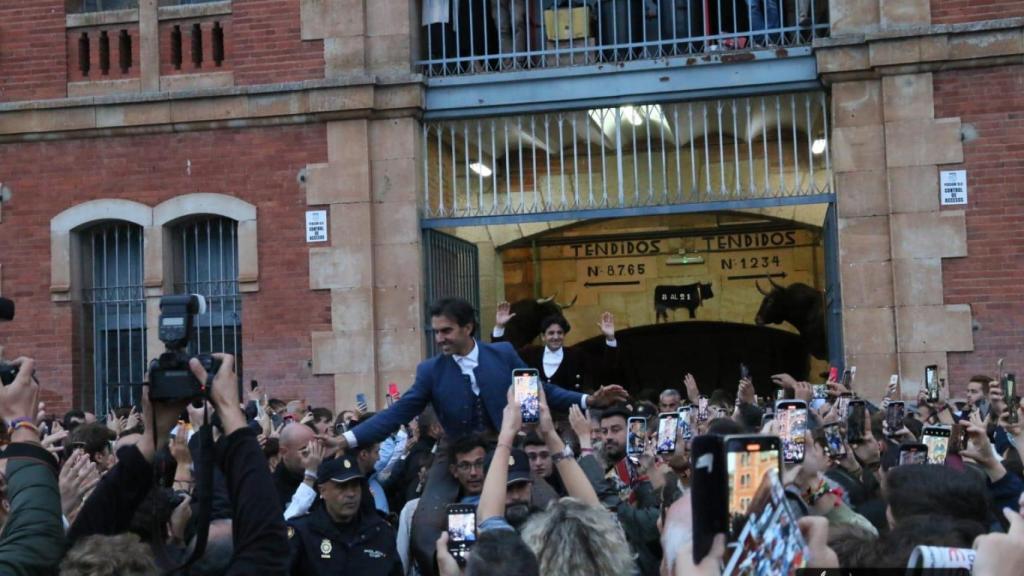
left=287, top=489, right=402, bottom=576
left=513, top=340, right=620, bottom=391
left=0, top=443, right=65, bottom=576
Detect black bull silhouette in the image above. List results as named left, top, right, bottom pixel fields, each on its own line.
left=654, top=283, right=715, bottom=322
left=754, top=278, right=828, bottom=360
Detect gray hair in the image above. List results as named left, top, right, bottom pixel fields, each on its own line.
left=520, top=498, right=635, bottom=576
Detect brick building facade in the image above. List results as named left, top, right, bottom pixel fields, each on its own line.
left=1, top=0, right=1022, bottom=414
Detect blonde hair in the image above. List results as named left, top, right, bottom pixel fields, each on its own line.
left=60, top=533, right=158, bottom=576
left=520, top=497, right=636, bottom=576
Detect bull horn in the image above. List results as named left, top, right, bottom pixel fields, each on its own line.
left=755, top=280, right=771, bottom=296
left=556, top=294, right=579, bottom=310
left=536, top=293, right=557, bottom=304
left=768, top=275, right=783, bottom=290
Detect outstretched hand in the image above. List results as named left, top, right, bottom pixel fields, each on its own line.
left=597, top=311, right=616, bottom=340
left=588, top=384, right=629, bottom=408
left=495, top=301, right=516, bottom=328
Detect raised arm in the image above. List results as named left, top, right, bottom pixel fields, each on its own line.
left=537, top=386, right=599, bottom=507
left=478, top=387, right=522, bottom=524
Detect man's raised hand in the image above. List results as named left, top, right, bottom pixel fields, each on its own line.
left=495, top=301, right=516, bottom=328
left=589, top=384, right=629, bottom=408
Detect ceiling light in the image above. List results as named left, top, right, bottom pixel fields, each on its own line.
left=469, top=162, right=492, bottom=177
left=812, top=138, right=827, bottom=155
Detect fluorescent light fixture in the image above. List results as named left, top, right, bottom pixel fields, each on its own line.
left=812, top=138, right=827, bottom=155
left=620, top=105, right=644, bottom=126
left=469, top=162, right=493, bottom=177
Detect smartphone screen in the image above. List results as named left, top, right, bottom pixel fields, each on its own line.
left=836, top=393, right=853, bottom=421
left=249, top=379, right=258, bottom=392
left=725, top=435, right=781, bottom=540
left=723, top=469, right=808, bottom=576
left=447, top=505, right=477, bottom=563
left=847, top=400, right=867, bottom=444
left=1005, top=373, right=1017, bottom=400
left=775, top=401, right=807, bottom=463
left=513, top=369, right=540, bottom=423
left=697, top=396, right=709, bottom=421
left=899, top=443, right=929, bottom=466
left=886, top=401, right=906, bottom=434
left=740, top=363, right=750, bottom=380
left=925, top=365, right=939, bottom=402
left=355, top=393, right=368, bottom=412
left=678, top=407, right=693, bottom=440
left=841, top=368, right=853, bottom=391
left=828, top=366, right=839, bottom=382
left=387, top=383, right=399, bottom=407
left=627, top=417, right=647, bottom=457
left=811, top=384, right=829, bottom=400
left=822, top=422, right=846, bottom=459
left=657, top=413, right=679, bottom=454
left=922, top=426, right=950, bottom=464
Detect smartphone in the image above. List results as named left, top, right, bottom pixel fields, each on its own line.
left=722, top=468, right=809, bottom=576
left=775, top=389, right=785, bottom=401
left=921, top=425, right=951, bottom=464
left=355, top=393, right=369, bottom=413
left=678, top=407, right=693, bottom=440
left=828, top=366, right=839, bottom=382
left=761, top=409, right=775, bottom=428
left=249, top=379, right=258, bottom=392
left=952, top=423, right=969, bottom=452
left=739, top=363, right=750, bottom=381
left=697, top=395, right=709, bottom=422
left=691, top=435, right=728, bottom=565
left=846, top=400, right=867, bottom=444
left=513, top=368, right=540, bottom=423
left=835, top=393, right=853, bottom=421
left=1005, top=373, right=1019, bottom=424
left=446, top=504, right=477, bottom=566
left=657, top=412, right=680, bottom=454
left=889, top=374, right=900, bottom=395
left=925, top=365, right=939, bottom=403
left=898, top=443, right=929, bottom=466
left=627, top=417, right=648, bottom=457
left=841, top=367, right=854, bottom=391
left=774, top=400, right=807, bottom=463
left=822, top=422, right=847, bottom=459
left=812, top=384, right=829, bottom=400
left=886, top=401, right=906, bottom=435
left=724, top=435, right=782, bottom=540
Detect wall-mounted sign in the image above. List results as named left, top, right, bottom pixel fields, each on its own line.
left=700, top=231, right=798, bottom=252
left=576, top=256, right=656, bottom=291
left=306, top=210, right=328, bottom=243
left=940, top=170, right=968, bottom=206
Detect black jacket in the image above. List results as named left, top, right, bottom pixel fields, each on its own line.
left=287, top=489, right=402, bottom=576
left=274, top=462, right=304, bottom=511
left=493, top=336, right=620, bottom=391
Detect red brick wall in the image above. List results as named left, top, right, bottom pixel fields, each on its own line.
left=0, top=0, right=68, bottom=102
left=936, top=65, right=1024, bottom=390
left=231, top=0, right=325, bottom=85
left=0, top=124, right=333, bottom=414
left=931, top=0, right=1024, bottom=24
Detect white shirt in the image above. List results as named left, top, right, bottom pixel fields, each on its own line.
left=542, top=346, right=564, bottom=379
left=452, top=340, right=480, bottom=396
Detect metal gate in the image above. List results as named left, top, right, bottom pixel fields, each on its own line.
left=423, top=229, right=480, bottom=355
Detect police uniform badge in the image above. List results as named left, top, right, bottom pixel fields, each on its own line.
left=320, top=538, right=333, bottom=559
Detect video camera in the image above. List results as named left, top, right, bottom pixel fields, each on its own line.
left=148, top=294, right=221, bottom=402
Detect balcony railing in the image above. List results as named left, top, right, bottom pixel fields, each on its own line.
left=422, top=92, right=831, bottom=221
left=418, top=0, right=829, bottom=77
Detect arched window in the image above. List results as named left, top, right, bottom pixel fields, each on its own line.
left=80, top=221, right=147, bottom=412
left=171, top=216, right=242, bottom=377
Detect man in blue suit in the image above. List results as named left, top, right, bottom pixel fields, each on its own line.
left=335, top=297, right=627, bottom=451
left=337, top=297, right=627, bottom=576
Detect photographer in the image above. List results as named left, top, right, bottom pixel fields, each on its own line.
left=0, top=357, right=65, bottom=575
left=68, top=353, right=289, bottom=574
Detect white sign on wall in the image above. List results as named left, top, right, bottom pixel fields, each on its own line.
left=940, top=170, right=968, bottom=206
left=306, top=210, right=328, bottom=243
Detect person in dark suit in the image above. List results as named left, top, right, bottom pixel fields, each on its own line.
left=330, top=297, right=627, bottom=576
left=492, top=301, right=621, bottom=392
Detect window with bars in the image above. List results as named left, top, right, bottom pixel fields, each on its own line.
left=80, top=222, right=147, bottom=413
left=172, top=216, right=243, bottom=380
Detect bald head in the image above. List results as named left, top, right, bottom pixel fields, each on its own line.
left=279, top=423, right=315, bottom=475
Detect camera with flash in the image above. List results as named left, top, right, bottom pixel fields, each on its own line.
left=148, top=294, right=221, bottom=402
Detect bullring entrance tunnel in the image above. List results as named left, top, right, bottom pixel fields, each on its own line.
left=426, top=206, right=840, bottom=404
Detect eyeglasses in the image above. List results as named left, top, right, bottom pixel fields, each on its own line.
left=455, top=459, right=485, bottom=472
left=526, top=452, right=550, bottom=460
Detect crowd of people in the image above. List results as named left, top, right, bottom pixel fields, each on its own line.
left=0, top=296, right=1023, bottom=575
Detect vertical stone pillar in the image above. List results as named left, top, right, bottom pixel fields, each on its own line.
left=139, top=0, right=160, bottom=92
left=300, top=0, right=368, bottom=77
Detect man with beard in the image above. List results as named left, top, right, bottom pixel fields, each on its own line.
left=590, top=405, right=667, bottom=576
left=483, top=447, right=536, bottom=530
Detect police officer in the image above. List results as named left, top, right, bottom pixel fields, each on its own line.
left=287, top=453, right=402, bottom=575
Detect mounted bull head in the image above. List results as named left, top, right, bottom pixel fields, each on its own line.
left=754, top=278, right=828, bottom=360
left=501, top=293, right=578, bottom=349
